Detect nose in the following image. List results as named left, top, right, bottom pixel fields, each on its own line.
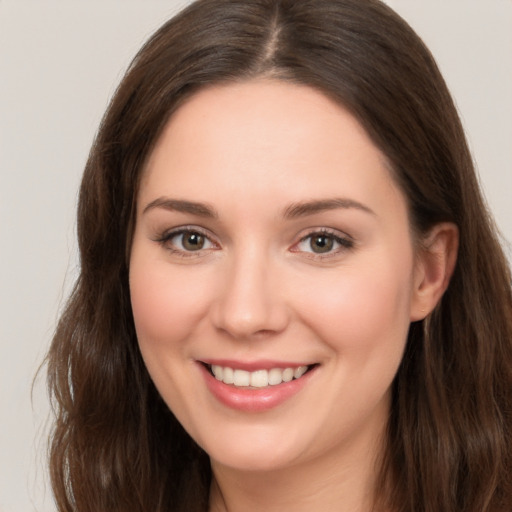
left=211, top=247, right=290, bottom=340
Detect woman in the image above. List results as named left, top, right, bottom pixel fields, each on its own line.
left=46, top=0, right=512, bottom=511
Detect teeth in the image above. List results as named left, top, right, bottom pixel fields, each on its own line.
left=282, top=368, right=294, bottom=382
left=294, top=366, right=308, bottom=379
left=268, top=368, right=283, bottom=385
left=211, top=365, right=223, bottom=380
left=223, top=366, right=234, bottom=384
left=250, top=369, right=268, bottom=388
left=233, top=369, right=250, bottom=387
left=210, top=364, right=309, bottom=388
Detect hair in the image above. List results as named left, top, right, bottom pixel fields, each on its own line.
left=46, top=0, right=512, bottom=511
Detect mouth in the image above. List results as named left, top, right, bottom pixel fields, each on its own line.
left=202, top=362, right=317, bottom=389
left=198, top=360, right=319, bottom=412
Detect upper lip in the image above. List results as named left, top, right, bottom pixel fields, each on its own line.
left=198, top=358, right=315, bottom=372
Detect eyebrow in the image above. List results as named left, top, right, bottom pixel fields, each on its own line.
left=282, top=198, right=375, bottom=218
left=142, top=196, right=375, bottom=219
left=142, top=197, right=218, bottom=218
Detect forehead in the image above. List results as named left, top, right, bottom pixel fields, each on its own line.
left=140, top=79, right=405, bottom=219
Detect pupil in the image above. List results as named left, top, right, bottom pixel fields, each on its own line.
left=311, top=235, right=333, bottom=253
left=183, top=233, right=204, bottom=251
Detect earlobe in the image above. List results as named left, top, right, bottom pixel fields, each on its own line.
left=410, top=222, right=459, bottom=321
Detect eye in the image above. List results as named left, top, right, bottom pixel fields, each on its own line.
left=294, top=230, right=354, bottom=255
left=176, top=231, right=208, bottom=251
left=157, top=228, right=217, bottom=253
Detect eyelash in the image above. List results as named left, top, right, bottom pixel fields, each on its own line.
left=155, top=226, right=218, bottom=258
left=292, top=228, right=355, bottom=258
left=155, top=226, right=354, bottom=259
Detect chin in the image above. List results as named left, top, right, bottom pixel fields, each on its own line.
left=209, top=446, right=299, bottom=473
left=195, top=421, right=315, bottom=473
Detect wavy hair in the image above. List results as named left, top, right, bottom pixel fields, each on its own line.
left=46, top=1, right=512, bottom=510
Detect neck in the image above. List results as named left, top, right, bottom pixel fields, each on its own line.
left=208, top=427, right=386, bottom=512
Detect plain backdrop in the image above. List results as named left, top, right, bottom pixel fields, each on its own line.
left=0, top=1, right=510, bottom=510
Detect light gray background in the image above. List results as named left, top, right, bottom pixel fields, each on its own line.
left=1, top=1, right=510, bottom=510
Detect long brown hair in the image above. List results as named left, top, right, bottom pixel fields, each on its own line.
left=47, top=1, right=512, bottom=510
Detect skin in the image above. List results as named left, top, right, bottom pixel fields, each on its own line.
left=129, top=80, right=457, bottom=512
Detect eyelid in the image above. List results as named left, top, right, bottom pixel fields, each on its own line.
left=290, top=227, right=355, bottom=257
left=154, top=225, right=220, bottom=255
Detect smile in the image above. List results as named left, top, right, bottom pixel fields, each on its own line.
left=199, top=361, right=318, bottom=412
left=209, top=364, right=309, bottom=388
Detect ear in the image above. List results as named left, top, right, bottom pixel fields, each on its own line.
left=410, top=222, right=459, bottom=321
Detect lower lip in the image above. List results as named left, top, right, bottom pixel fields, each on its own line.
left=199, top=364, right=316, bottom=413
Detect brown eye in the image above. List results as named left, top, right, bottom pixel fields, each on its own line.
left=310, top=234, right=334, bottom=253
left=294, top=230, right=354, bottom=256
left=157, top=227, right=218, bottom=256
left=160, top=229, right=215, bottom=253
left=181, top=232, right=206, bottom=251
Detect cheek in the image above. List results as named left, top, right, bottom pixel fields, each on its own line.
left=129, top=258, right=213, bottom=348
left=129, top=260, right=213, bottom=437
left=297, top=253, right=414, bottom=355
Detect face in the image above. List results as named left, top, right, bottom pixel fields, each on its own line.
left=129, top=80, right=421, bottom=473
